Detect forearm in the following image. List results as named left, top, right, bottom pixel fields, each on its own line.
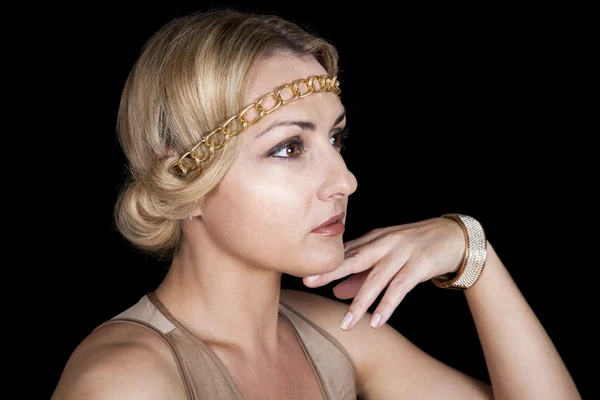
left=464, top=241, right=580, bottom=400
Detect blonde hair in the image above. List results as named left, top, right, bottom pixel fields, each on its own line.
left=114, top=8, right=340, bottom=258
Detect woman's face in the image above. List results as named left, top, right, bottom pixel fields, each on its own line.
left=200, top=54, right=358, bottom=277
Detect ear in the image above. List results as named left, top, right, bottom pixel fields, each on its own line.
left=189, top=198, right=206, bottom=218
left=190, top=206, right=203, bottom=218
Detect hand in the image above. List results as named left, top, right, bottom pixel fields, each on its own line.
left=303, top=217, right=466, bottom=330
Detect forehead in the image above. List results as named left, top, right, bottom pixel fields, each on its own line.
left=243, top=54, right=343, bottom=124
left=246, top=54, right=328, bottom=101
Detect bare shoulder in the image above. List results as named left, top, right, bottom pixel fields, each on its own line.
left=280, top=288, right=492, bottom=399
left=51, top=321, right=187, bottom=399
left=280, top=288, right=389, bottom=383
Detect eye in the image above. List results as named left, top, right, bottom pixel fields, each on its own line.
left=330, top=128, right=349, bottom=150
left=268, top=128, right=350, bottom=160
left=269, top=137, right=305, bottom=159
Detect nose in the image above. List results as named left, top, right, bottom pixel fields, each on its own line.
left=317, top=148, right=358, bottom=201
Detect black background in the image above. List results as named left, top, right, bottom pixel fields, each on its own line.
left=34, top=2, right=594, bottom=398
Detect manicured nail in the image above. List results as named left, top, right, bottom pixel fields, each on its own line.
left=339, top=312, right=353, bottom=330
left=370, top=313, right=382, bottom=328
left=307, top=275, right=321, bottom=282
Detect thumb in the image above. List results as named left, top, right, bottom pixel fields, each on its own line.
left=303, top=244, right=381, bottom=288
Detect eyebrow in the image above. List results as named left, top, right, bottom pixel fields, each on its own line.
left=254, top=109, right=346, bottom=140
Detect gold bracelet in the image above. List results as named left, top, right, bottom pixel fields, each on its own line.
left=431, top=213, right=487, bottom=290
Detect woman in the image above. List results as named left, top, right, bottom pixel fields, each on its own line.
left=52, top=8, right=580, bottom=399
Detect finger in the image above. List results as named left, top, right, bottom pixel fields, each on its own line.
left=331, top=270, right=370, bottom=299
left=368, top=256, right=423, bottom=329
left=338, top=252, right=411, bottom=331
left=343, top=227, right=391, bottom=253
left=303, top=238, right=389, bottom=287
left=342, top=219, right=431, bottom=252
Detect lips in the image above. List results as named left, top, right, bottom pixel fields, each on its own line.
left=313, top=212, right=345, bottom=231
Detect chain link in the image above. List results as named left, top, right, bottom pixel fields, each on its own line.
left=174, top=75, right=341, bottom=176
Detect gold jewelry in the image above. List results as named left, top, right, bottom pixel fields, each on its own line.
left=173, top=75, right=341, bottom=177
left=431, top=213, right=487, bottom=290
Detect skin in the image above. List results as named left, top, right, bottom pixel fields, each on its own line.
left=154, top=53, right=356, bottom=356
left=52, top=52, right=581, bottom=399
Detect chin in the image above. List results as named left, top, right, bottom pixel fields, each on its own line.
left=288, top=255, right=344, bottom=278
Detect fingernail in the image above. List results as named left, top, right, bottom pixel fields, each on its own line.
left=339, top=312, right=353, bottom=330
left=307, top=275, right=321, bottom=282
left=370, top=313, right=382, bottom=328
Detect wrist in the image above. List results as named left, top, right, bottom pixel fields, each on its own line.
left=450, top=219, right=467, bottom=274
left=431, top=213, right=488, bottom=290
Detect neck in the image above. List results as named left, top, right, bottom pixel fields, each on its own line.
left=154, top=235, right=284, bottom=356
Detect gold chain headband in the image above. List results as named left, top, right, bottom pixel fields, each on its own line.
left=173, top=75, right=341, bottom=177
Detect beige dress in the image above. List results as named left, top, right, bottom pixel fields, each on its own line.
left=97, top=292, right=361, bottom=399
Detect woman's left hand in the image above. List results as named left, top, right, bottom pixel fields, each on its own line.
left=303, top=217, right=467, bottom=330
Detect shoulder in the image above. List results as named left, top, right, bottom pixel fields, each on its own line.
left=51, top=320, right=187, bottom=399
left=279, top=288, right=492, bottom=399
left=279, top=288, right=388, bottom=387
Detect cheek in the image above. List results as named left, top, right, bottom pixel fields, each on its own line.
left=203, top=159, right=344, bottom=274
left=203, top=166, right=344, bottom=275
left=206, top=169, right=311, bottom=248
